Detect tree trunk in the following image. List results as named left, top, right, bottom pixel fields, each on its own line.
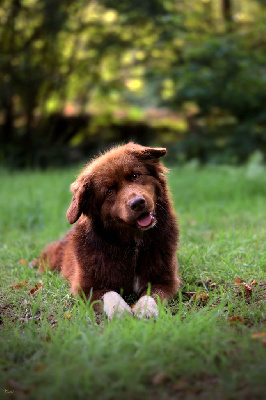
left=222, top=0, right=233, bottom=23
left=2, top=99, right=14, bottom=146
left=24, top=101, right=35, bottom=150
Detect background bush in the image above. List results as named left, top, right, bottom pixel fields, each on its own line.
left=0, top=0, right=265, bottom=167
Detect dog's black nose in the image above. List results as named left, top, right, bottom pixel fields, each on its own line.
left=129, top=196, right=146, bottom=211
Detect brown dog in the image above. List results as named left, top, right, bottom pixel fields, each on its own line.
left=37, top=143, right=180, bottom=319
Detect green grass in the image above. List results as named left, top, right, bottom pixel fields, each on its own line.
left=0, top=164, right=265, bottom=400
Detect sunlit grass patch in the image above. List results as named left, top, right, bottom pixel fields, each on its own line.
left=0, top=165, right=265, bottom=399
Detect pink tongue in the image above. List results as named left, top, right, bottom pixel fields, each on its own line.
left=137, top=213, right=152, bottom=227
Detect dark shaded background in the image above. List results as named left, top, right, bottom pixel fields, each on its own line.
left=1, top=0, right=266, bottom=168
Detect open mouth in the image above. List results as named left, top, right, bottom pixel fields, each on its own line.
left=136, top=212, right=156, bottom=230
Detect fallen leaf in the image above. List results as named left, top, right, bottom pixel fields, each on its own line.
left=30, top=282, right=43, bottom=295
left=151, top=371, right=168, bottom=385
left=191, top=291, right=209, bottom=303
left=63, top=314, right=72, bottom=319
left=19, top=259, right=28, bottom=266
left=241, top=282, right=252, bottom=296
left=234, top=278, right=255, bottom=296
left=229, top=316, right=244, bottom=324
left=251, top=332, right=266, bottom=339
left=11, top=281, right=28, bottom=289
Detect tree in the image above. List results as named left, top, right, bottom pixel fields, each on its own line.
left=1, top=0, right=265, bottom=166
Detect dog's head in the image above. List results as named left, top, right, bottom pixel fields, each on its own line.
left=66, top=143, right=168, bottom=233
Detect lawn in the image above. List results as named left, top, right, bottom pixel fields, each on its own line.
left=0, top=162, right=265, bottom=400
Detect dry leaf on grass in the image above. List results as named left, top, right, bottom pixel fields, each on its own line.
left=10, top=281, right=28, bottom=289
left=241, top=282, right=252, bottom=295
left=251, top=332, right=266, bottom=339
left=251, top=332, right=266, bottom=347
left=250, top=280, right=258, bottom=287
left=191, top=291, right=209, bottom=303
left=229, top=316, right=244, bottom=324
left=30, top=282, right=43, bottom=295
left=234, top=277, right=258, bottom=296
left=19, top=259, right=28, bottom=266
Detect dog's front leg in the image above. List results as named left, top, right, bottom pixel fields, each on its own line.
left=89, top=290, right=133, bottom=321
left=103, top=291, right=133, bottom=321
left=133, top=281, right=180, bottom=319
left=132, top=295, right=159, bottom=319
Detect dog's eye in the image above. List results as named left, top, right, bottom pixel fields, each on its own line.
left=132, top=173, right=141, bottom=181
left=106, top=188, right=114, bottom=197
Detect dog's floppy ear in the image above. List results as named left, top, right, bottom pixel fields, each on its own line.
left=142, top=146, right=166, bottom=159
left=66, top=180, right=89, bottom=224
left=129, top=143, right=168, bottom=175
left=129, top=143, right=166, bottom=159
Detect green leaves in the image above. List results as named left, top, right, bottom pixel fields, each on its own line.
left=1, top=0, right=266, bottom=166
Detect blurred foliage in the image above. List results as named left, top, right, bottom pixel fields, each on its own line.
left=0, top=0, right=265, bottom=167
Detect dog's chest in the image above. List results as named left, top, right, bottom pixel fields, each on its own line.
left=133, top=275, right=142, bottom=295
left=94, top=241, right=149, bottom=295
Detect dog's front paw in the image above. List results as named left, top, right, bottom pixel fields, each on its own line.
left=103, top=291, right=132, bottom=321
left=132, top=295, right=159, bottom=319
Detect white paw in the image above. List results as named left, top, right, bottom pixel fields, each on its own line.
left=132, top=295, right=159, bottom=319
left=102, top=291, right=132, bottom=321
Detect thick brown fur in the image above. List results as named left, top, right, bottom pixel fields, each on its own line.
left=37, top=143, right=180, bottom=316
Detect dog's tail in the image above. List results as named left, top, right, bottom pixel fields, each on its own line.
left=30, top=240, right=63, bottom=272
